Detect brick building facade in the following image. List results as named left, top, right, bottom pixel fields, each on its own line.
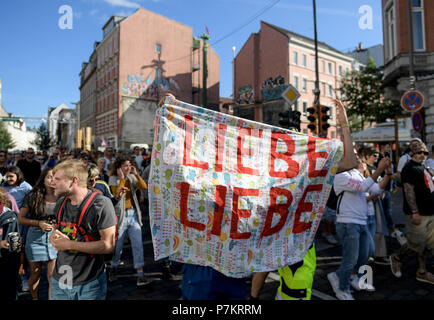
left=79, top=8, right=220, bottom=149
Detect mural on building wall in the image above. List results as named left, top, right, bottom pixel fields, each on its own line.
left=261, top=76, right=287, bottom=102
left=122, top=74, right=180, bottom=99
left=236, top=85, right=255, bottom=105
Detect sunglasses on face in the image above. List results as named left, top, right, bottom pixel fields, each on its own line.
left=416, top=151, right=429, bottom=155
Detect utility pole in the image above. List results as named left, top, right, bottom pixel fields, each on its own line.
left=199, top=34, right=210, bottom=107
left=407, top=0, right=415, bottom=91
left=313, top=0, right=322, bottom=137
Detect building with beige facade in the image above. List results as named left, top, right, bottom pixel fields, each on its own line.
left=234, top=21, right=357, bottom=138
left=382, top=0, right=434, bottom=148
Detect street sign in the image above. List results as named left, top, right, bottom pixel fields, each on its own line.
left=281, top=84, right=300, bottom=106
left=401, top=90, right=424, bottom=112
left=412, top=112, right=423, bottom=132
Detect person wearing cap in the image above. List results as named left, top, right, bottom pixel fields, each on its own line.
left=396, top=138, right=423, bottom=182
left=390, top=141, right=434, bottom=284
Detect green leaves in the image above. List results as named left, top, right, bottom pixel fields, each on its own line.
left=33, top=122, right=53, bottom=151
left=339, top=56, right=401, bottom=132
left=0, top=122, right=16, bottom=150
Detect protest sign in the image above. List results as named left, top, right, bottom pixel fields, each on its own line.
left=149, top=96, right=343, bottom=278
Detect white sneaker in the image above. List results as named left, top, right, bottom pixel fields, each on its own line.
left=327, top=272, right=340, bottom=293
left=351, top=274, right=376, bottom=292
left=327, top=272, right=354, bottom=300
left=337, top=290, right=355, bottom=300
left=363, top=283, right=376, bottom=292
left=391, top=229, right=407, bottom=246
left=350, top=274, right=362, bottom=291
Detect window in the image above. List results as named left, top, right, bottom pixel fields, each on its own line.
left=329, top=105, right=334, bottom=120
left=328, top=62, right=333, bottom=74
left=294, top=100, right=299, bottom=112
left=303, top=129, right=308, bottom=134
left=339, top=65, right=343, bottom=76
left=293, top=51, right=298, bottom=65
left=331, top=131, right=335, bottom=139
left=155, top=44, right=162, bottom=54
left=412, top=0, right=425, bottom=51
left=328, top=84, right=333, bottom=97
left=293, top=75, right=299, bottom=89
left=302, top=77, right=308, bottom=92
left=385, top=4, right=397, bottom=60
left=302, top=101, right=308, bottom=116
left=312, top=57, right=316, bottom=70
left=302, top=54, right=307, bottom=67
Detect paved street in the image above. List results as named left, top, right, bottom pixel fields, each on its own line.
left=18, top=188, right=434, bottom=301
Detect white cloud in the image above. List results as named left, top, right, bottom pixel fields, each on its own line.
left=102, top=0, right=143, bottom=8
left=90, top=9, right=99, bottom=16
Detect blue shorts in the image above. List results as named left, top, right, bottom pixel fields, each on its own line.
left=181, top=264, right=247, bottom=300
left=50, top=272, right=107, bottom=300
left=25, top=227, right=57, bottom=262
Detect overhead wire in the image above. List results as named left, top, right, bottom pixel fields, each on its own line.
left=163, top=0, right=281, bottom=65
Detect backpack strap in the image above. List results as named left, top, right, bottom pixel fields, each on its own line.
left=72, top=192, right=98, bottom=240
left=57, top=197, right=69, bottom=229
left=336, top=191, right=345, bottom=215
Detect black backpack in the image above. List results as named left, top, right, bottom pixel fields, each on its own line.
left=326, top=186, right=345, bottom=213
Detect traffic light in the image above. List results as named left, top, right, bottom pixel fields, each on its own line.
left=278, top=110, right=291, bottom=128
left=278, top=110, right=301, bottom=132
left=319, top=105, right=330, bottom=136
left=290, top=110, right=301, bottom=132
left=306, top=105, right=317, bottom=134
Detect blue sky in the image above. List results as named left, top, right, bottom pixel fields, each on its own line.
left=0, top=0, right=383, bottom=127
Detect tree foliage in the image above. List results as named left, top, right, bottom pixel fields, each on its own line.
left=339, top=57, right=402, bottom=132
left=0, top=122, right=16, bottom=150
left=33, top=122, right=53, bottom=151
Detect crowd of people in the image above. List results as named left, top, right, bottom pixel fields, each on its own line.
left=0, top=95, right=433, bottom=301
left=322, top=138, right=434, bottom=300
left=0, top=145, right=155, bottom=300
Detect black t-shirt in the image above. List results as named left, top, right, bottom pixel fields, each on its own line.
left=17, top=159, right=41, bottom=186
left=52, top=191, right=116, bottom=286
left=401, top=160, right=434, bottom=216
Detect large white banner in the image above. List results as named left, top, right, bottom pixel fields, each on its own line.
left=149, top=96, right=343, bottom=278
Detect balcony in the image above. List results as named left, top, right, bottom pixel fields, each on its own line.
left=193, top=39, right=201, bottom=50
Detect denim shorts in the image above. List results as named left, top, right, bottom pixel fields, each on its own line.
left=50, top=272, right=107, bottom=300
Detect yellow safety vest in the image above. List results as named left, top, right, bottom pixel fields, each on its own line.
left=276, top=244, right=316, bottom=300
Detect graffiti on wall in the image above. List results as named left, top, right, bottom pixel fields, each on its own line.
left=236, top=85, right=255, bottom=105
left=122, top=74, right=180, bottom=99
left=261, top=76, right=287, bottom=102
